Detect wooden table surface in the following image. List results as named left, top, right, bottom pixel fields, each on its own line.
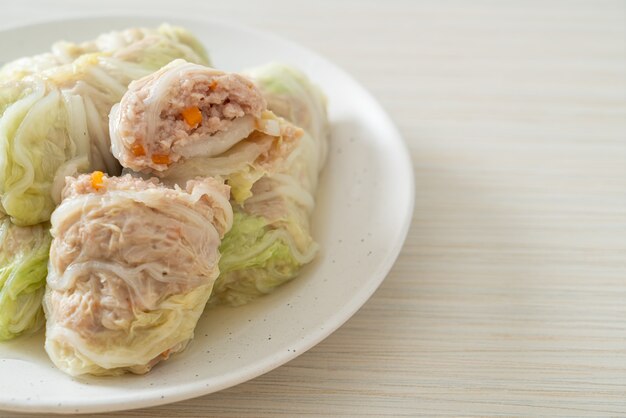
left=4, top=1, right=626, bottom=416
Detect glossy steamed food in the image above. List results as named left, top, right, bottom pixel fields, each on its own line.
left=44, top=174, right=231, bottom=375
left=0, top=25, right=210, bottom=341
left=214, top=63, right=329, bottom=305
left=0, top=25, right=330, bottom=376
left=0, top=25, right=209, bottom=226
left=109, top=59, right=303, bottom=203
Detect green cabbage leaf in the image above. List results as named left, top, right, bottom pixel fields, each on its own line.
left=211, top=64, right=329, bottom=305
left=0, top=217, right=51, bottom=340
left=214, top=211, right=313, bottom=306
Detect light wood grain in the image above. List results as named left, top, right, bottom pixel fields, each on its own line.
left=3, top=0, right=626, bottom=416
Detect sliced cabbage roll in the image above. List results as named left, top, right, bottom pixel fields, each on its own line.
left=109, top=59, right=302, bottom=203
left=0, top=217, right=51, bottom=340
left=210, top=64, right=329, bottom=306
left=43, top=173, right=232, bottom=376
left=0, top=25, right=210, bottom=226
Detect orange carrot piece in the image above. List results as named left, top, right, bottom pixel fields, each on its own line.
left=91, top=171, right=105, bottom=190
left=131, top=143, right=146, bottom=157
left=151, top=154, right=170, bottom=165
left=181, top=106, right=202, bottom=127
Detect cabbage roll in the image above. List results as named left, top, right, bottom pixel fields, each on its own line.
left=109, top=59, right=302, bottom=203
left=0, top=25, right=208, bottom=84
left=0, top=217, right=51, bottom=340
left=0, top=25, right=209, bottom=226
left=211, top=64, right=329, bottom=305
left=44, top=173, right=232, bottom=376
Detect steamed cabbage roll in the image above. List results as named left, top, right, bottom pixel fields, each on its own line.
left=108, top=59, right=302, bottom=203
left=0, top=217, right=51, bottom=340
left=0, top=25, right=208, bottom=84
left=0, top=25, right=209, bottom=226
left=44, top=173, right=232, bottom=376
left=211, top=64, right=329, bottom=305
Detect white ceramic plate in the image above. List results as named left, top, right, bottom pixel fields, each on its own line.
left=0, top=15, right=414, bottom=414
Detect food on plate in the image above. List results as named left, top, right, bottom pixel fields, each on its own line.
left=109, top=59, right=302, bottom=203
left=0, top=25, right=208, bottom=84
left=43, top=173, right=232, bottom=375
left=0, top=25, right=209, bottom=226
left=0, top=24, right=330, bottom=377
left=0, top=217, right=51, bottom=340
left=108, top=60, right=328, bottom=306
left=211, top=64, right=329, bottom=305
